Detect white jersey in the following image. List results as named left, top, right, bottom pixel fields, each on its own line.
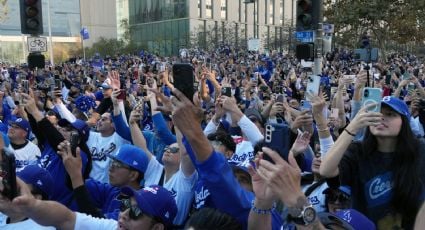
left=86, top=131, right=130, bottom=183
left=12, top=141, right=41, bottom=172
left=75, top=212, right=117, bottom=230
left=0, top=212, right=54, bottom=230
left=144, top=158, right=198, bottom=225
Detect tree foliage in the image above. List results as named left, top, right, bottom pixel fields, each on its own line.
left=0, top=0, right=9, bottom=22
left=324, top=0, right=425, bottom=51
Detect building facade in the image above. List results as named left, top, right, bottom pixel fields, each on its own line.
left=0, top=0, right=81, bottom=63
left=128, top=0, right=296, bottom=55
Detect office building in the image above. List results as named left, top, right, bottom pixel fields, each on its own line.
left=128, top=0, right=296, bottom=55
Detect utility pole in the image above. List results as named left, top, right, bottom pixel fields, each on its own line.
left=313, top=0, right=324, bottom=76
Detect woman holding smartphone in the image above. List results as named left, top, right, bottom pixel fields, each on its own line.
left=320, top=96, right=425, bottom=229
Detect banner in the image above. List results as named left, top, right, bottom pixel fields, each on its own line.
left=80, top=27, right=90, bottom=40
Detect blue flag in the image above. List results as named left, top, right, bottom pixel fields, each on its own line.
left=80, top=28, right=89, bottom=40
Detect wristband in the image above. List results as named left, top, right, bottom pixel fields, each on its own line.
left=344, top=128, right=356, bottom=137
left=251, top=200, right=275, bottom=215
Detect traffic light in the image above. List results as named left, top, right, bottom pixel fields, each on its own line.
left=296, top=43, right=314, bottom=61
left=19, top=0, right=43, bottom=35
left=296, top=0, right=320, bottom=31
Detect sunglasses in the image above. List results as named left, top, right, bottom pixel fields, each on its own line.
left=164, top=146, right=180, bottom=154
left=120, top=198, right=162, bottom=222
left=110, top=160, right=131, bottom=170
left=327, top=192, right=351, bottom=203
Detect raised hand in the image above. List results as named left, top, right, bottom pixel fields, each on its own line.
left=346, top=103, right=383, bottom=134
left=108, top=70, right=120, bottom=90
left=256, top=147, right=303, bottom=207
left=290, top=131, right=312, bottom=156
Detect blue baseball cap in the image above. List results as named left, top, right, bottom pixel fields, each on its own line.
left=121, top=185, right=177, bottom=227
left=8, top=117, right=31, bottom=133
left=381, top=96, right=410, bottom=118
left=318, top=209, right=376, bottom=230
left=58, top=119, right=90, bottom=142
left=109, top=144, right=149, bottom=174
left=17, top=165, right=54, bottom=198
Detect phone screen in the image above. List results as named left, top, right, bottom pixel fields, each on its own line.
left=172, top=64, right=196, bottom=102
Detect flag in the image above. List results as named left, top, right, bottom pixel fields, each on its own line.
left=80, top=27, right=89, bottom=40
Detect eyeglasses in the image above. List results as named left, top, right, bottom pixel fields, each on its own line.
left=164, top=146, right=180, bottom=154
left=110, top=160, right=131, bottom=170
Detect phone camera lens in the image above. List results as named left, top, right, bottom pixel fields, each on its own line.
left=364, top=89, right=369, bottom=97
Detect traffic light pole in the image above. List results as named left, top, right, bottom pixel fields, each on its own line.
left=313, top=0, right=324, bottom=76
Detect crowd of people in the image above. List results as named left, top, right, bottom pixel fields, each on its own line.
left=0, top=46, right=424, bottom=230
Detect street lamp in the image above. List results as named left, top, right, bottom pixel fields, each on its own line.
left=244, top=0, right=256, bottom=38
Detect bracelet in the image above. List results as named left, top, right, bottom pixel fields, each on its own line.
left=344, top=128, right=356, bottom=137
left=317, top=127, right=329, bottom=132
left=251, top=200, right=276, bottom=215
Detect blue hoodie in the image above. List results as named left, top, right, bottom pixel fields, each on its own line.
left=38, top=142, right=89, bottom=211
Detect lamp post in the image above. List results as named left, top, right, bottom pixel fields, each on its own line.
left=244, top=0, right=256, bottom=38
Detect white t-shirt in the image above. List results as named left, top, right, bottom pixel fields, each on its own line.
left=144, top=158, right=198, bottom=225
left=86, top=132, right=130, bottom=183
left=74, top=212, right=117, bottom=230
left=13, top=141, right=41, bottom=172
left=0, top=212, right=55, bottom=230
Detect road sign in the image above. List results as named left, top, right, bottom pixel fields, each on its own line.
left=295, top=31, right=315, bottom=43
left=27, top=36, right=47, bottom=52
left=323, top=24, right=334, bottom=34
left=248, top=38, right=261, bottom=51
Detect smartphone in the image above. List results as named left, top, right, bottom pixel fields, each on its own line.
left=300, top=100, right=312, bottom=112
left=330, top=108, right=339, bottom=119
left=0, top=148, right=17, bottom=200
left=221, top=87, right=232, bottom=97
left=22, top=80, right=29, bottom=94
left=407, top=83, right=416, bottom=92
left=402, top=72, right=411, bottom=81
left=205, top=58, right=212, bottom=71
left=117, top=89, right=126, bottom=100
left=276, top=94, right=285, bottom=103
left=343, top=75, right=356, bottom=84
left=172, top=63, right=196, bottom=102
left=385, top=74, right=391, bottom=85
left=55, top=76, right=62, bottom=89
left=70, top=131, right=79, bottom=157
left=263, top=124, right=290, bottom=162
left=362, top=87, right=382, bottom=112
left=306, top=75, right=321, bottom=100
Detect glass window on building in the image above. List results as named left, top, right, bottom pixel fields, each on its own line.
left=280, top=0, right=283, bottom=25
left=221, top=0, right=227, bottom=20
left=198, top=0, right=201, bottom=18
left=269, top=0, right=274, bottom=24
left=206, top=0, right=212, bottom=18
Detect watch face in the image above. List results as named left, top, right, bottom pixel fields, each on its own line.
left=303, top=207, right=317, bottom=223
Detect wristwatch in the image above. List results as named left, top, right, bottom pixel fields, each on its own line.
left=287, top=204, right=317, bottom=226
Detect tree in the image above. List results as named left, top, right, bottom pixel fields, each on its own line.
left=324, top=0, right=425, bottom=55
left=0, top=0, right=9, bottom=22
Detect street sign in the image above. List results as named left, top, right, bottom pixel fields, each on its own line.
left=295, top=31, right=315, bottom=43
left=323, top=24, right=334, bottom=34
left=27, top=36, right=47, bottom=52
left=248, top=38, right=261, bottom=51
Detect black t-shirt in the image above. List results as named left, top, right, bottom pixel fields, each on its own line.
left=339, top=140, right=425, bottom=229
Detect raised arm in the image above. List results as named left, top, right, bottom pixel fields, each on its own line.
left=175, top=126, right=195, bottom=177
left=171, top=88, right=213, bottom=162
left=320, top=104, right=382, bottom=177
left=129, top=108, right=154, bottom=160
